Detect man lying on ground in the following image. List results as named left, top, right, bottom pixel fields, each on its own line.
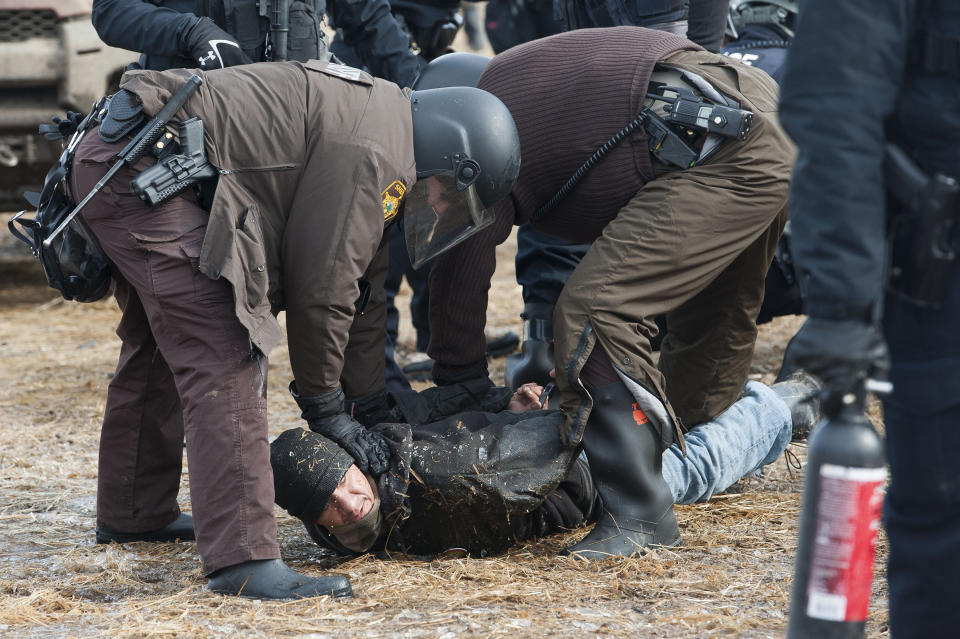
left=271, top=374, right=819, bottom=557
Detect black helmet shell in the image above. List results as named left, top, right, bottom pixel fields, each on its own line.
left=409, top=86, right=520, bottom=208
left=413, top=51, right=491, bottom=90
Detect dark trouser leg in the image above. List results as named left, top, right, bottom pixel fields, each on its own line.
left=386, top=220, right=430, bottom=352
left=383, top=228, right=412, bottom=393
left=515, top=224, right=587, bottom=311
left=385, top=224, right=405, bottom=346
left=382, top=224, right=416, bottom=392
left=96, top=272, right=185, bottom=533
left=883, top=258, right=960, bottom=638
left=506, top=225, right=588, bottom=388
left=72, top=133, right=279, bottom=575
left=404, top=247, right=431, bottom=353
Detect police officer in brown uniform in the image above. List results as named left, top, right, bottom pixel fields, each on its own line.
left=70, top=60, right=520, bottom=598
left=425, top=26, right=794, bottom=558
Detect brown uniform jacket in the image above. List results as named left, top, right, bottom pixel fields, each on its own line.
left=121, top=60, right=417, bottom=396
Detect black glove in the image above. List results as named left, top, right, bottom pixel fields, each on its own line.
left=418, top=376, right=513, bottom=421
left=39, top=111, right=84, bottom=140
left=780, top=318, right=890, bottom=403
left=346, top=389, right=403, bottom=429
left=289, top=382, right=391, bottom=475
left=182, top=17, right=253, bottom=69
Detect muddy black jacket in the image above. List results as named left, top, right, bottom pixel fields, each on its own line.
left=304, top=387, right=589, bottom=557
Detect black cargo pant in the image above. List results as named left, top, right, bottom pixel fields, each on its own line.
left=72, top=130, right=280, bottom=575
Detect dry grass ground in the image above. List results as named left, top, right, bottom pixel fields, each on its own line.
left=0, top=218, right=890, bottom=638
left=0, top=23, right=890, bottom=635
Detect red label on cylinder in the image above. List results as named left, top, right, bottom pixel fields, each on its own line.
left=805, top=464, right=887, bottom=622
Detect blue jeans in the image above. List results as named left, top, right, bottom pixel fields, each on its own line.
left=882, top=257, right=960, bottom=638
left=661, top=381, right=792, bottom=505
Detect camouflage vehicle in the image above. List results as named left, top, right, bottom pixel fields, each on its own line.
left=0, top=0, right=136, bottom=209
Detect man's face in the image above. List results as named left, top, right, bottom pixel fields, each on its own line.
left=425, top=175, right=453, bottom=217
left=317, top=464, right=376, bottom=527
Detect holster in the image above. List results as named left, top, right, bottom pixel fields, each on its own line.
left=130, top=117, right=218, bottom=207
left=885, top=143, right=959, bottom=308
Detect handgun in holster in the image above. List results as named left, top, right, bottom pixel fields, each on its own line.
left=884, top=143, right=960, bottom=308
left=131, top=117, right=217, bottom=206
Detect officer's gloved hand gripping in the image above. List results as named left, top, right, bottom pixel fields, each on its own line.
left=780, top=317, right=890, bottom=413
left=181, top=17, right=253, bottom=70
left=289, top=382, right=391, bottom=476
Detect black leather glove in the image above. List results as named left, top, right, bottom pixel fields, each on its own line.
left=289, top=382, right=391, bottom=475
left=182, top=17, right=253, bottom=69
left=346, top=389, right=403, bottom=429
left=418, top=376, right=513, bottom=422
left=780, top=318, right=890, bottom=402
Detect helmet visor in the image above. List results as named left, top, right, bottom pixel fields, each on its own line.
left=403, top=171, right=495, bottom=269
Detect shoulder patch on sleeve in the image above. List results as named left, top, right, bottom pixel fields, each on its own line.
left=382, top=180, right=406, bottom=221
left=324, top=63, right=365, bottom=82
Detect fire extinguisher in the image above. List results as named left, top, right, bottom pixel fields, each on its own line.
left=787, top=382, right=889, bottom=639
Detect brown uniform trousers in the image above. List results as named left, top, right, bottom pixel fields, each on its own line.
left=72, top=132, right=279, bottom=575
left=555, top=51, right=794, bottom=449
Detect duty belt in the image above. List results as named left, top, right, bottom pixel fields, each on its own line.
left=532, top=68, right=754, bottom=221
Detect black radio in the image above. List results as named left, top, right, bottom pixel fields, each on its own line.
left=647, top=85, right=754, bottom=140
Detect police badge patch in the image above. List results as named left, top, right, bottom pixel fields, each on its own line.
left=382, top=180, right=406, bottom=222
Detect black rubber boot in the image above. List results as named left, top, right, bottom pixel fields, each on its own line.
left=206, top=559, right=353, bottom=600
left=564, top=382, right=680, bottom=559
left=504, top=317, right=555, bottom=389
left=96, top=512, right=195, bottom=544
left=771, top=371, right=823, bottom=441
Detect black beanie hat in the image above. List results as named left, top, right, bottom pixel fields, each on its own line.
left=270, top=428, right=355, bottom=522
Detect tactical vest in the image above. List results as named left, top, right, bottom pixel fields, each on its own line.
left=555, top=0, right=686, bottom=31
left=201, top=0, right=329, bottom=63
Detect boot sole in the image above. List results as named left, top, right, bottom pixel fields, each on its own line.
left=563, top=537, right=682, bottom=560
left=205, top=583, right=354, bottom=600
left=95, top=530, right=195, bottom=544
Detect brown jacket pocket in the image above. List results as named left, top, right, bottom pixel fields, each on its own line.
left=234, top=206, right=269, bottom=311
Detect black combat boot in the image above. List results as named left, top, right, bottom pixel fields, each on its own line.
left=96, top=512, right=195, bottom=544
left=206, top=559, right=353, bottom=600
left=770, top=371, right=823, bottom=441
left=565, top=381, right=680, bottom=559
left=504, top=315, right=555, bottom=389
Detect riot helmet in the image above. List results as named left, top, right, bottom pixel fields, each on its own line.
left=405, top=86, right=520, bottom=268
left=413, top=51, right=491, bottom=90
left=728, top=0, right=798, bottom=40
